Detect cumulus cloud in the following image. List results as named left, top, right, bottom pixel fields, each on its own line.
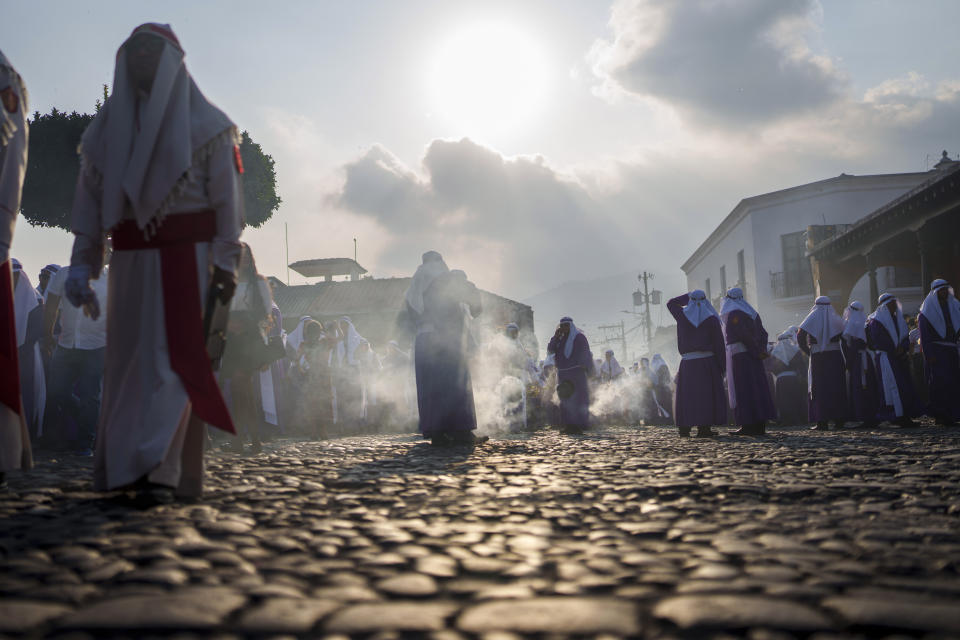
left=588, top=0, right=846, bottom=125
left=334, top=138, right=649, bottom=299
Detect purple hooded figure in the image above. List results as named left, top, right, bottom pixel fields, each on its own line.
left=720, top=288, right=776, bottom=435
left=866, top=293, right=920, bottom=427
left=917, top=279, right=960, bottom=425
left=667, top=291, right=727, bottom=437
left=797, top=296, right=848, bottom=430
left=546, top=317, right=595, bottom=433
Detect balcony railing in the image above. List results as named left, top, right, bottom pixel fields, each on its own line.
left=770, top=271, right=815, bottom=299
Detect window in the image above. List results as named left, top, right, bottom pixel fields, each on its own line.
left=719, top=265, right=727, bottom=294
left=737, top=250, right=746, bottom=287
left=705, top=278, right=711, bottom=301
left=776, top=231, right=814, bottom=298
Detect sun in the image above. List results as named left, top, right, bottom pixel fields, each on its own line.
left=427, top=22, right=549, bottom=141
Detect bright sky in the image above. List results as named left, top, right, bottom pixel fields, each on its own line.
left=3, top=0, right=959, bottom=310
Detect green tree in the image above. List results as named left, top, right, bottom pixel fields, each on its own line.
left=21, top=93, right=280, bottom=230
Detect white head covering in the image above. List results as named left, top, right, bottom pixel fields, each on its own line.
left=842, top=301, right=867, bottom=342
left=78, top=24, right=236, bottom=234
left=405, top=250, right=448, bottom=315
left=871, top=293, right=908, bottom=344
left=559, top=316, right=582, bottom=359
left=286, top=315, right=312, bottom=352
left=600, top=352, right=624, bottom=378
left=798, top=296, right=845, bottom=347
left=0, top=48, right=28, bottom=148
left=720, top=287, right=758, bottom=321
left=770, top=331, right=800, bottom=365
left=338, top=316, right=367, bottom=366
left=0, top=49, right=29, bottom=252
left=919, top=279, right=960, bottom=340
left=683, top=289, right=720, bottom=328
left=651, top=354, right=668, bottom=375
left=11, top=261, right=38, bottom=347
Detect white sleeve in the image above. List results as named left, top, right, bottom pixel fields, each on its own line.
left=46, top=266, right=69, bottom=296
left=206, top=134, right=244, bottom=273
left=0, top=69, right=28, bottom=264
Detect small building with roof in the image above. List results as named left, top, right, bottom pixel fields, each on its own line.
left=269, top=265, right=537, bottom=355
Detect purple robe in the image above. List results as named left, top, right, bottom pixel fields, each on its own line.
left=841, top=336, right=880, bottom=422
left=866, top=317, right=919, bottom=420
left=766, top=351, right=807, bottom=425
left=723, top=310, right=776, bottom=425
left=547, top=332, right=594, bottom=429
left=797, top=329, right=848, bottom=422
left=918, top=306, right=960, bottom=421
left=413, top=272, right=481, bottom=438
left=667, top=294, right=727, bottom=427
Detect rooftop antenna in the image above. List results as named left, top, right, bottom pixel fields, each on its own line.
left=354, top=238, right=358, bottom=263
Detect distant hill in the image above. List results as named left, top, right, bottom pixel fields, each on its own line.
left=522, top=269, right=686, bottom=360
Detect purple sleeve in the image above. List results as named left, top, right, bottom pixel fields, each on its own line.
left=918, top=313, right=936, bottom=351
left=797, top=328, right=813, bottom=356
left=547, top=334, right=560, bottom=355
left=667, top=295, right=689, bottom=324
left=710, top=318, right=726, bottom=373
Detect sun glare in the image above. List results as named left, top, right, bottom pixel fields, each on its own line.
left=427, top=22, right=549, bottom=141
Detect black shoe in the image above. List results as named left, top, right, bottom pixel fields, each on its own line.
left=834, top=421, right=845, bottom=429
left=811, top=422, right=829, bottom=431
left=730, top=424, right=759, bottom=436
left=695, top=426, right=718, bottom=438
left=134, top=484, right=175, bottom=508
left=0, top=471, right=6, bottom=491
left=250, top=441, right=262, bottom=455
left=895, top=417, right=919, bottom=428
left=678, top=426, right=691, bottom=437
left=935, top=417, right=958, bottom=427
left=560, top=425, right=585, bottom=435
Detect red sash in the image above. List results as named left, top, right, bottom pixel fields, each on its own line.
left=0, top=260, right=23, bottom=416
left=112, top=211, right=236, bottom=434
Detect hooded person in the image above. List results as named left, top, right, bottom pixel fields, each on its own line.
left=841, top=300, right=880, bottom=428
left=332, top=316, right=368, bottom=430
left=667, top=290, right=726, bottom=437
left=720, top=287, right=776, bottom=435
left=36, top=264, right=60, bottom=300
left=11, top=260, right=45, bottom=444
left=650, top=354, right=673, bottom=421
left=404, top=253, right=484, bottom=445
left=64, top=24, right=244, bottom=502
left=767, top=329, right=807, bottom=425
left=0, top=49, right=31, bottom=477
left=918, top=279, right=960, bottom=425
left=797, top=296, right=848, bottom=430
left=866, top=293, right=920, bottom=427
left=600, top=349, right=625, bottom=382
left=547, top=317, right=594, bottom=433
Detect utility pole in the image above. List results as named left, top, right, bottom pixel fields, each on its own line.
left=354, top=238, right=358, bottom=263
left=620, top=319, right=627, bottom=365
left=640, top=271, right=653, bottom=347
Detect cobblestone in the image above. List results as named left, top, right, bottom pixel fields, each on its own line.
left=1, top=423, right=959, bottom=637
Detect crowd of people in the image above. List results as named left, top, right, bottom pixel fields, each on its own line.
left=1, top=27, right=958, bottom=506
left=668, top=283, right=960, bottom=437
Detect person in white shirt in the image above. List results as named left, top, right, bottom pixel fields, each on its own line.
left=42, top=264, right=108, bottom=453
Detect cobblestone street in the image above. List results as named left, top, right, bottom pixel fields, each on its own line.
left=2, top=424, right=960, bottom=638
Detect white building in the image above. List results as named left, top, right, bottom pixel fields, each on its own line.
left=681, top=171, right=932, bottom=333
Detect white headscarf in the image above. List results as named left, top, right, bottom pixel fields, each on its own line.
left=601, top=350, right=624, bottom=377
left=78, top=24, right=236, bottom=234
left=683, top=289, right=720, bottom=328
left=404, top=250, right=449, bottom=315
left=651, top=354, right=668, bottom=375
left=0, top=49, right=27, bottom=148
left=11, top=260, right=37, bottom=347
left=919, top=279, right=960, bottom=341
left=798, top=296, right=845, bottom=348
left=720, top=287, right=758, bottom=321
left=871, top=293, right=908, bottom=344
left=0, top=48, right=28, bottom=252
left=286, top=316, right=312, bottom=353
left=771, top=331, right=800, bottom=365
left=337, top=316, right=367, bottom=366
left=559, top=316, right=582, bottom=359
left=842, top=301, right=867, bottom=343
